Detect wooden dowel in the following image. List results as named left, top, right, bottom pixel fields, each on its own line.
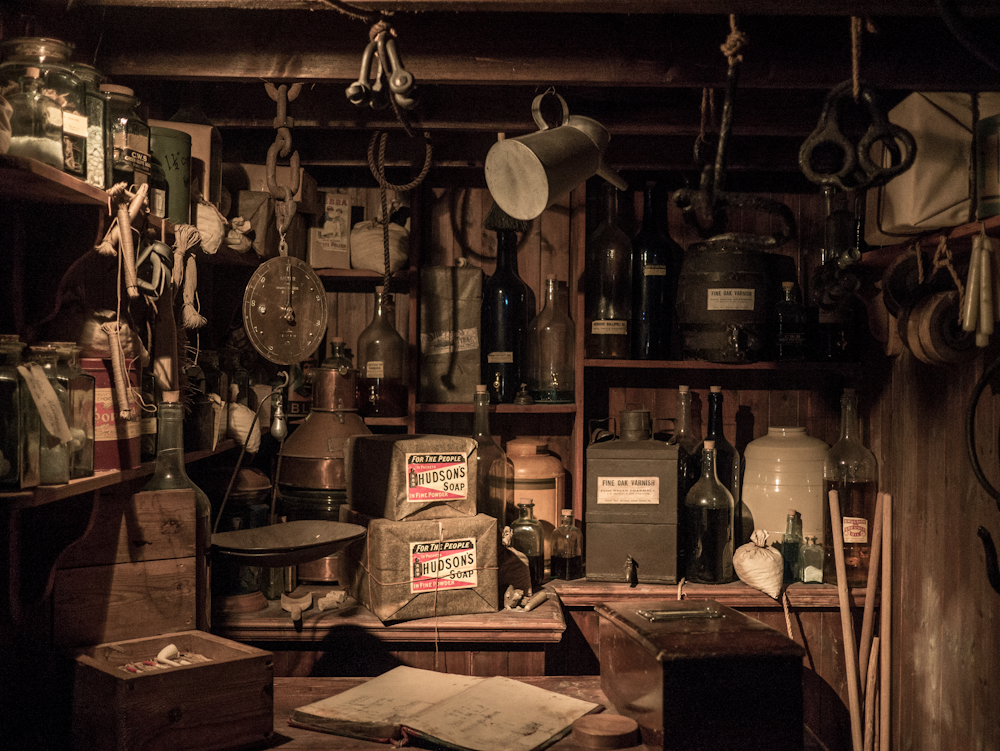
left=880, top=494, right=893, bottom=751
left=830, top=488, right=864, bottom=751
left=863, top=635, right=880, bottom=751
left=860, top=491, right=884, bottom=694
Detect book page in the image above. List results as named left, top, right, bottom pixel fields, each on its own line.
left=292, top=666, right=484, bottom=737
left=403, top=676, right=601, bottom=751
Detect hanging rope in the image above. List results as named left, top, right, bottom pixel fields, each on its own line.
left=720, top=14, right=747, bottom=65
left=850, top=17, right=878, bottom=100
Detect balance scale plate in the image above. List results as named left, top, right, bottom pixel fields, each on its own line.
left=212, top=520, right=365, bottom=567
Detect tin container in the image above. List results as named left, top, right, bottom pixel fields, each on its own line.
left=81, top=357, right=140, bottom=471
left=150, top=125, right=191, bottom=224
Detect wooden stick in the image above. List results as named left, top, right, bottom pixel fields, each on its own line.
left=864, top=636, right=880, bottom=751
left=859, top=491, right=884, bottom=694
left=880, top=493, right=893, bottom=751
left=830, top=488, right=864, bottom=751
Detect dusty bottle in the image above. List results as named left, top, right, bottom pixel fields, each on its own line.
left=681, top=440, right=735, bottom=584
left=585, top=181, right=632, bottom=359
left=692, top=386, right=745, bottom=544
left=472, top=384, right=514, bottom=536
left=511, top=502, right=545, bottom=592
left=550, top=508, right=583, bottom=580
left=668, top=384, right=701, bottom=495
left=775, top=281, right=809, bottom=361
left=782, top=509, right=803, bottom=584
left=823, top=388, right=878, bottom=587
left=143, top=401, right=212, bottom=632
left=357, top=286, right=408, bottom=418
left=630, top=182, right=679, bottom=360
left=799, top=535, right=824, bottom=583
left=527, top=275, right=575, bottom=403
left=322, top=336, right=353, bottom=373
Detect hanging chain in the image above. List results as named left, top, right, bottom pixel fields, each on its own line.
left=265, top=82, right=302, bottom=238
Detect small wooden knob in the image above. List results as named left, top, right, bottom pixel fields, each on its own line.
left=571, top=714, right=641, bottom=749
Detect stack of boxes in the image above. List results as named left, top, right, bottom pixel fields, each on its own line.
left=338, top=434, right=499, bottom=623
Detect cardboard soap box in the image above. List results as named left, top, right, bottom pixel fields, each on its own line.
left=339, top=509, right=498, bottom=623
left=597, top=599, right=805, bottom=750
left=308, top=189, right=352, bottom=269
left=345, top=434, right=478, bottom=521
left=71, top=630, right=274, bottom=751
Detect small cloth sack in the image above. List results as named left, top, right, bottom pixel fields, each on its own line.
left=733, top=529, right=784, bottom=600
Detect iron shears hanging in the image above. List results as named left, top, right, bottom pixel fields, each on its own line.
left=345, top=24, right=417, bottom=111
left=264, top=82, right=302, bottom=236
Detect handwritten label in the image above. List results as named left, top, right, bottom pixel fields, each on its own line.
left=596, top=476, right=659, bottom=504
left=407, top=453, right=469, bottom=501
left=410, top=538, right=478, bottom=593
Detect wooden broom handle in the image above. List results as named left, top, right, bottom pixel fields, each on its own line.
left=830, top=488, right=864, bottom=751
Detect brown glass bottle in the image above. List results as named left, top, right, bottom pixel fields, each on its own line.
left=585, top=181, right=632, bottom=359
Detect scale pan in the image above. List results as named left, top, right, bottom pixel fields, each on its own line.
left=212, top=520, right=366, bottom=567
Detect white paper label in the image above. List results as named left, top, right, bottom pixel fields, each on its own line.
left=406, top=453, right=469, bottom=502
left=707, top=288, right=756, bottom=311
left=17, top=364, right=72, bottom=443
left=487, top=351, right=514, bottom=364
left=591, top=320, right=628, bottom=335
left=62, top=110, right=89, bottom=138
left=843, top=516, right=868, bottom=544
left=410, top=538, right=478, bottom=593
left=596, top=476, right=660, bottom=504
left=366, top=361, right=385, bottom=379
left=643, top=264, right=668, bottom=276
left=421, top=327, right=479, bottom=356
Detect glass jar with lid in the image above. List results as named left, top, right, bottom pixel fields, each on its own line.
left=70, top=62, right=111, bottom=189
left=4, top=65, right=63, bottom=169
left=0, top=335, right=41, bottom=490
left=100, top=83, right=150, bottom=188
left=25, top=344, right=71, bottom=485
left=0, top=37, right=87, bottom=178
left=44, top=342, right=95, bottom=479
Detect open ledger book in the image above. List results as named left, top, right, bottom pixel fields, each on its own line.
left=288, top=665, right=603, bottom=751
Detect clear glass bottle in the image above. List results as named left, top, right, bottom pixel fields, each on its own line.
left=527, top=275, right=575, bottom=403
left=782, top=509, right=804, bottom=584
left=481, top=221, right=535, bottom=403
left=668, top=384, right=701, bottom=495
left=585, top=181, right=632, bottom=359
left=70, top=62, right=111, bottom=189
left=823, top=387, right=879, bottom=587
left=630, top=182, right=680, bottom=360
left=775, top=281, right=809, bottom=361
left=472, top=384, right=514, bottom=535
left=681, top=439, right=735, bottom=584
left=550, top=508, right=584, bottom=580
left=0, top=336, right=40, bottom=490
left=0, top=37, right=87, bottom=178
left=357, top=286, right=408, bottom=418
left=511, top=501, right=545, bottom=592
left=799, top=535, right=824, bottom=583
left=692, top=386, right=745, bottom=545
left=100, top=84, right=150, bottom=188
left=321, top=336, right=354, bottom=374
left=5, top=66, right=63, bottom=169
left=47, top=342, right=94, bottom=479
left=26, top=345, right=70, bottom=485
left=143, top=401, right=212, bottom=632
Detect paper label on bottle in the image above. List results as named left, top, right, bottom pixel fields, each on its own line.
left=366, top=361, right=385, bottom=379
left=591, top=320, right=628, bottom=335
left=410, top=538, right=478, bottom=593
left=643, top=264, right=668, bottom=276
left=421, top=327, right=479, bottom=356
left=62, top=110, right=89, bottom=138
left=842, top=516, right=868, bottom=544
left=596, top=476, right=660, bottom=504
left=707, top=288, right=755, bottom=310
left=406, top=453, right=469, bottom=502
left=487, top=351, right=514, bottom=364
left=17, top=364, right=72, bottom=444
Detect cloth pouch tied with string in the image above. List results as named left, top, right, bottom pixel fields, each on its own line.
left=733, top=529, right=784, bottom=600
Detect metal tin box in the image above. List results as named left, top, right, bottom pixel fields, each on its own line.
left=597, top=599, right=805, bottom=750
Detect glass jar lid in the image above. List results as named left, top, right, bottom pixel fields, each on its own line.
left=0, top=37, right=74, bottom=64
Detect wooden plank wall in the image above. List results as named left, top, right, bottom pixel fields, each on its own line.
left=873, top=346, right=1000, bottom=749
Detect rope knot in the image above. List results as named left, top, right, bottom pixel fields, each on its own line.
left=720, top=29, right=747, bottom=64
left=369, top=19, right=395, bottom=43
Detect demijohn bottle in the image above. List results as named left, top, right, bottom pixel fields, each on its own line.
left=481, top=206, right=536, bottom=403
left=357, top=286, right=408, bottom=418
left=585, top=181, right=632, bottom=359
left=472, top=384, right=514, bottom=537
left=143, top=401, right=212, bottom=632
left=692, top=386, right=745, bottom=545
left=631, top=182, right=680, bottom=360
left=527, top=275, right=575, bottom=403
left=511, top=502, right=545, bottom=592
left=681, top=440, right=735, bottom=584
left=550, top=508, right=583, bottom=580
left=823, top=387, right=878, bottom=587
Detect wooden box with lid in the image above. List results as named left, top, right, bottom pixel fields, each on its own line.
left=597, top=599, right=805, bottom=750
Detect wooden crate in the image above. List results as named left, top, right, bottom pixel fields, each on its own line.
left=71, top=630, right=273, bottom=751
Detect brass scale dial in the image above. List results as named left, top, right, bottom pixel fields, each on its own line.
left=243, top=256, right=328, bottom=365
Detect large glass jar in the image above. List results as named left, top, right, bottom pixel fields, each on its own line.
left=357, top=286, right=408, bottom=418
left=527, top=275, right=575, bottom=404
left=45, top=342, right=94, bottom=479
left=100, top=83, right=150, bottom=188
left=0, top=37, right=87, bottom=178
left=0, top=336, right=40, bottom=490
left=70, top=62, right=111, bottom=189
left=4, top=65, right=63, bottom=169
left=26, top=344, right=70, bottom=485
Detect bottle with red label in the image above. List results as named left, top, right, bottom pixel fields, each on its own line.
left=823, top=387, right=878, bottom=587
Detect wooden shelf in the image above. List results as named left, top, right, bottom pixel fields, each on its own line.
left=859, top=213, right=1000, bottom=270
left=0, top=438, right=240, bottom=511
left=417, top=403, right=577, bottom=414
left=584, top=358, right=859, bottom=373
